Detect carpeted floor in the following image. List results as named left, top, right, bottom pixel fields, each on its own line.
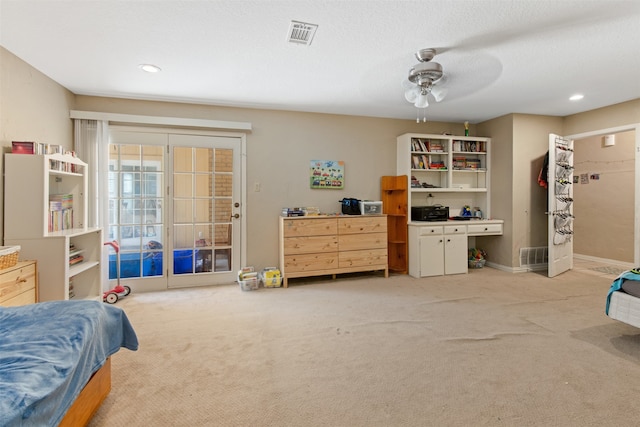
left=89, top=267, right=640, bottom=427
left=589, top=266, right=627, bottom=276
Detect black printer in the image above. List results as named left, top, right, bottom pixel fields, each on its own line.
left=411, top=205, right=449, bottom=222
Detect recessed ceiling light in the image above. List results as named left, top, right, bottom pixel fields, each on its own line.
left=569, top=94, right=584, bottom=101
left=139, top=64, right=161, bottom=73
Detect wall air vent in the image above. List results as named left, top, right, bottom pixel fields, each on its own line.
left=287, top=20, right=318, bottom=45
left=519, top=246, right=548, bottom=270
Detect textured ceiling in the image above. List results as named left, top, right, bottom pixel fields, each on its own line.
left=1, top=0, right=639, bottom=123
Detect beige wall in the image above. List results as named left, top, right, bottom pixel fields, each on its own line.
left=73, top=97, right=474, bottom=270
left=564, top=100, right=640, bottom=135
left=512, top=114, right=563, bottom=253
left=476, top=114, right=513, bottom=267
left=0, top=47, right=75, bottom=241
left=3, top=44, right=639, bottom=272
left=573, top=131, right=635, bottom=263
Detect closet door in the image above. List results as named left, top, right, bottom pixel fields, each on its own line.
left=547, top=133, right=574, bottom=277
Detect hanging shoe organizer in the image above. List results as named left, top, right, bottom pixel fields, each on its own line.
left=552, top=137, right=574, bottom=245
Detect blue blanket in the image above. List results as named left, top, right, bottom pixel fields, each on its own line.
left=0, top=300, right=138, bottom=426
left=605, top=268, right=640, bottom=315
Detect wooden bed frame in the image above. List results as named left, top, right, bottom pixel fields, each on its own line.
left=59, top=357, right=112, bottom=426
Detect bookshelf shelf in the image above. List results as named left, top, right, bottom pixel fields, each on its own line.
left=397, top=133, right=492, bottom=220
left=4, top=153, right=102, bottom=302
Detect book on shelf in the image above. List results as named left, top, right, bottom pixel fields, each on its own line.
left=68, top=277, right=75, bottom=299
left=453, top=157, right=466, bottom=169
left=49, top=193, right=74, bottom=232
left=466, top=159, right=481, bottom=169
left=411, top=138, right=429, bottom=152
left=428, top=140, right=444, bottom=152
left=50, top=193, right=73, bottom=210
left=453, top=140, right=485, bottom=153
left=69, top=254, right=84, bottom=266
left=11, top=141, right=65, bottom=155
left=49, top=209, right=74, bottom=232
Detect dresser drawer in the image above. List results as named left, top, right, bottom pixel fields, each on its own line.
left=283, top=252, right=338, bottom=273
left=338, top=216, right=386, bottom=234
left=467, top=223, right=503, bottom=236
left=282, top=218, right=337, bottom=237
left=444, top=225, right=466, bottom=235
left=339, top=249, right=388, bottom=268
left=339, top=232, right=387, bottom=251
left=0, top=261, right=37, bottom=307
left=283, top=235, right=338, bottom=255
left=416, top=226, right=444, bottom=236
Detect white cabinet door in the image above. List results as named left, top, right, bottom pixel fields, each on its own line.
left=444, top=233, right=468, bottom=275
left=419, top=235, right=445, bottom=277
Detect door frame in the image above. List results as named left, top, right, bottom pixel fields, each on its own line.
left=564, top=123, right=640, bottom=266
left=106, top=125, right=247, bottom=291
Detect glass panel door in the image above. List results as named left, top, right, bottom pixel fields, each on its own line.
left=105, top=132, right=167, bottom=289
left=108, top=129, right=242, bottom=292
left=169, top=134, right=240, bottom=288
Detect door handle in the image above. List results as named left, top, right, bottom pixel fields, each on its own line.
left=231, top=213, right=240, bottom=219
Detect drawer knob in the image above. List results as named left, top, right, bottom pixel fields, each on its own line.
left=484, top=227, right=488, bottom=231
left=16, top=276, right=27, bottom=284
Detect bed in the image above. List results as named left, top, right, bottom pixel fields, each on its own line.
left=0, top=300, right=139, bottom=426
left=606, top=268, right=640, bottom=328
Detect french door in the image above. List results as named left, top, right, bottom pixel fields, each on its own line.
left=107, top=128, right=242, bottom=291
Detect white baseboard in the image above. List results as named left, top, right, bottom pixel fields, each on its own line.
left=484, top=262, right=546, bottom=274
left=573, top=253, right=634, bottom=269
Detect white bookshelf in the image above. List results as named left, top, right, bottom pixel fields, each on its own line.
left=4, top=153, right=103, bottom=301
left=397, top=133, right=492, bottom=219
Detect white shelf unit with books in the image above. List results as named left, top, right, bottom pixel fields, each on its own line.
left=397, top=133, right=492, bottom=219
left=4, top=153, right=103, bottom=302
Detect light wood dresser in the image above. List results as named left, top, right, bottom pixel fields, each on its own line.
left=279, top=215, right=388, bottom=287
left=0, top=260, right=38, bottom=307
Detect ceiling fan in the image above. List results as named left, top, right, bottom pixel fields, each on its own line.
left=402, top=48, right=448, bottom=122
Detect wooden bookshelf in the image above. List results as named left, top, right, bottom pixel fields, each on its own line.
left=381, top=175, right=408, bottom=274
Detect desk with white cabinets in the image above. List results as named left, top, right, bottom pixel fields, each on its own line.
left=408, top=219, right=503, bottom=278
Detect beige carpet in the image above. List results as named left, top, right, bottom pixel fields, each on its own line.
left=88, top=268, right=640, bottom=427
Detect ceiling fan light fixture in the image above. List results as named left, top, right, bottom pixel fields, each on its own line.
left=408, top=61, right=443, bottom=84
left=402, top=48, right=448, bottom=121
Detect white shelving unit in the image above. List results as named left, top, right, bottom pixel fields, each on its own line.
left=4, top=153, right=103, bottom=301
left=397, top=133, right=492, bottom=219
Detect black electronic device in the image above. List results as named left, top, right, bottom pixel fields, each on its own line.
left=411, top=205, right=449, bottom=222
left=339, top=198, right=361, bottom=215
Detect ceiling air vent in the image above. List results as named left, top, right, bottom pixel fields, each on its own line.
left=287, top=20, right=318, bottom=46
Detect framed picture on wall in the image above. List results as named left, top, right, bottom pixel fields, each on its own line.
left=310, top=160, right=344, bottom=189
